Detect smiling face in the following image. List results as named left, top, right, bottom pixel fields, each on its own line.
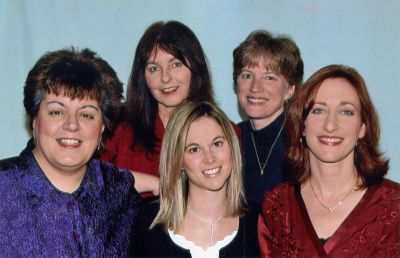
left=145, top=48, right=192, bottom=113
left=183, top=116, right=232, bottom=194
left=304, top=78, right=366, bottom=165
left=32, top=93, right=104, bottom=177
left=236, top=58, right=294, bottom=129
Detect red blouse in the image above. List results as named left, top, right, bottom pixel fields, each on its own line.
left=99, top=115, right=164, bottom=178
left=258, top=179, right=400, bottom=258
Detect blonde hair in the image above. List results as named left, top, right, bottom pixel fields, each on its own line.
left=151, top=101, right=246, bottom=231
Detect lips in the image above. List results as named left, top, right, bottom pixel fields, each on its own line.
left=318, top=136, right=343, bottom=145
left=202, top=167, right=221, bottom=176
left=247, top=97, right=267, bottom=104
left=57, top=138, right=81, bottom=146
left=161, top=86, right=178, bottom=94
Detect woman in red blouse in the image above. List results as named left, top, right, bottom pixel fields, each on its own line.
left=258, top=65, right=399, bottom=257
left=99, top=21, right=215, bottom=191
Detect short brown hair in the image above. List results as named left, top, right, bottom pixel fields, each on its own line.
left=285, top=64, right=389, bottom=188
left=23, top=47, right=123, bottom=139
left=233, top=30, right=303, bottom=87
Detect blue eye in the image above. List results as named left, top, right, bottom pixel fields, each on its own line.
left=311, top=108, right=325, bottom=114
left=171, top=61, right=183, bottom=68
left=147, top=65, right=159, bottom=73
left=342, top=110, right=354, bottom=116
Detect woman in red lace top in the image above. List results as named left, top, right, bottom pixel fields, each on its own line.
left=258, top=64, right=399, bottom=257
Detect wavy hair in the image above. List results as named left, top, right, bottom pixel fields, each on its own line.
left=285, top=64, right=389, bottom=188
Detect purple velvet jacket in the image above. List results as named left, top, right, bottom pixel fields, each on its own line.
left=0, top=140, right=139, bottom=257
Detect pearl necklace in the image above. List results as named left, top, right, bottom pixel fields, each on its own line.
left=187, top=207, right=224, bottom=247
left=250, top=117, right=285, bottom=175
left=309, top=179, right=357, bottom=213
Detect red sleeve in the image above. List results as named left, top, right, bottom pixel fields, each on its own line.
left=258, top=200, right=273, bottom=257
left=99, top=123, right=125, bottom=163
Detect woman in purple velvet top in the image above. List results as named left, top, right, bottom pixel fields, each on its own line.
left=0, top=47, right=157, bottom=256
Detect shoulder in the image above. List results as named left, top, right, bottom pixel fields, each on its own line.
left=261, top=182, right=297, bottom=214
left=0, top=156, right=20, bottom=172
left=370, top=179, right=400, bottom=206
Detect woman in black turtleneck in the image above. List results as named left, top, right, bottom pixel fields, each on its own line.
left=232, top=30, right=304, bottom=209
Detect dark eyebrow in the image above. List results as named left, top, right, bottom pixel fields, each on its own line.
left=46, top=101, right=99, bottom=111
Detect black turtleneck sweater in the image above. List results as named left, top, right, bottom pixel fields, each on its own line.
left=238, top=112, right=287, bottom=209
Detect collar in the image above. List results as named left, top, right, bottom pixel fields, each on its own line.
left=249, top=112, right=286, bottom=140
left=20, top=138, right=104, bottom=206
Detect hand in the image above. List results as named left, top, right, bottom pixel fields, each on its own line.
left=130, top=171, right=160, bottom=195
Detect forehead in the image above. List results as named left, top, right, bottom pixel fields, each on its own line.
left=315, top=78, right=360, bottom=105
left=186, top=116, right=224, bottom=141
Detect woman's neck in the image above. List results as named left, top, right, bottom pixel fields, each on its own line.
left=187, top=190, right=227, bottom=219
left=33, top=148, right=85, bottom=193
left=250, top=108, right=283, bottom=130
left=309, top=154, right=359, bottom=195
left=158, top=105, right=175, bottom=128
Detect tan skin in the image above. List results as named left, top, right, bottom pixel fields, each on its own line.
left=175, top=116, right=239, bottom=250
left=301, top=78, right=367, bottom=239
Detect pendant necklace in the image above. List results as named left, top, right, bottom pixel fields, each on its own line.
left=188, top=207, right=224, bottom=247
left=309, top=179, right=357, bottom=213
left=250, top=117, right=285, bottom=175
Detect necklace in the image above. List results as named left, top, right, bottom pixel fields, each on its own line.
left=188, top=207, right=224, bottom=247
left=309, top=179, right=357, bottom=213
left=250, top=117, right=285, bottom=175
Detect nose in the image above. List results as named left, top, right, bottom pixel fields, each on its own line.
left=161, top=68, right=171, bottom=83
left=250, top=78, right=263, bottom=93
left=203, top=148, right=216, bottom=164
left=323, top=111, right=339, bottom=132
left=63, top=114, right=79, bottom=132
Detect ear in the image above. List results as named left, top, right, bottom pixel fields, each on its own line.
left=358, top=123, right=366, bottom=139
left=101, top=125, right=105, bottom=134
left=285, top=85, right=295, bottom=101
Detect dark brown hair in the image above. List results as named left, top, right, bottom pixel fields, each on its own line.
left=285, top=64, right=389, bottom=188
left=125, top=20, right=215, bottom=153
left=23, top=47, right=123, bottom=139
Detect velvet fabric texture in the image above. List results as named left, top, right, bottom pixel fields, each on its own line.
left=258, top=180, right=400, bottom=257
left=0, top=139, right=139, bottom=257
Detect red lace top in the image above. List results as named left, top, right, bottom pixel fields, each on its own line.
left=258, top=179, right=400, bottom=258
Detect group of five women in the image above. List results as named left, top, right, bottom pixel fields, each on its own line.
left=0, top=20, right=398, bottom=257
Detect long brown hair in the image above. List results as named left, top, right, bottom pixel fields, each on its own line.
left=285, top=64, right=389, bottom=188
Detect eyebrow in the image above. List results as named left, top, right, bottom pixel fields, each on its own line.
left=146, top=57, right=179, bottom=66
left=184, top=135, right=226, bottom=149
left=46, top=101, right=100, bottom=111
left=313, top=101, right=357, bottom=108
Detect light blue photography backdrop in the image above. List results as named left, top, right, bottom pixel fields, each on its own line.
left=1, top=0, right=399, bottom=181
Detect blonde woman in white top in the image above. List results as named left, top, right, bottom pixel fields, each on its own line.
left=132, top=101, right=260, bottom=258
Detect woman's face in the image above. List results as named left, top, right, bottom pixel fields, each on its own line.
left=32, top=93, right=104, bottom=176
left=183, top=116, right=232, bottom=194
left=304, top=78, right=366, bottom=165
left=145, top=48, right=191, bottom=111
left=236, top=58, right=294, bottom=129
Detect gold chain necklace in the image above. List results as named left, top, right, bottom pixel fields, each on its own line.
left=187, top=207, right=224, bottom=247
left=309, top=179, right=357, bottom=213
left=250, top=118, right=285, bottom=175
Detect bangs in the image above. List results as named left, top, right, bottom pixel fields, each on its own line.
left=241, top=47, right=282, bottom=74
left=46, top=83, right=101, bottom=102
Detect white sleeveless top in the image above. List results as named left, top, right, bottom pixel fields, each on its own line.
left=168, top=229, right=237, bottom=258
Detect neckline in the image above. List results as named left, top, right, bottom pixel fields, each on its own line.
left=295, top=183, right=374, bottom=255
